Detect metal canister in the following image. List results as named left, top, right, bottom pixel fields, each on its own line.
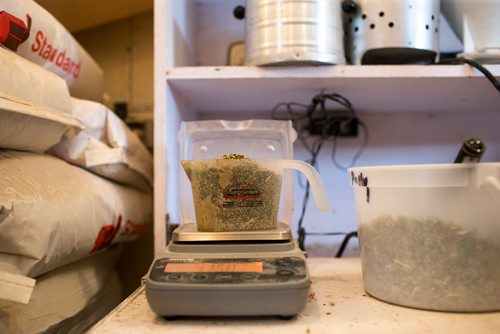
left=244, top=0, right=345, bottom=66
left=343, top=0, right=440, bottom=64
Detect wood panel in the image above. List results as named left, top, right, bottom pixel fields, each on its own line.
left=36, top=0, right=153, bottom=32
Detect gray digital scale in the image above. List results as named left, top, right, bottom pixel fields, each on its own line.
left=144, top=120, right=329, bottom=318
left=145, top=222, right=310, bottom=318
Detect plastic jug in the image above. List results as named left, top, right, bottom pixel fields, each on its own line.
left=181, top=157, right=330, bottom=232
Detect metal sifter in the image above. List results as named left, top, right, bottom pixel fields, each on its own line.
left=342, top=0, right=440, bottom=64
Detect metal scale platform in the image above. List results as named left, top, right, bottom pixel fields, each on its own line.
left=171, top=222, right=292, bottom=242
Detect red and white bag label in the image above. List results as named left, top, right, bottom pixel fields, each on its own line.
left=0, top=10, right=31, bottom=51
left=30, top=29, right=81, bottom=81
left=0, top=0, right=104, bottom=101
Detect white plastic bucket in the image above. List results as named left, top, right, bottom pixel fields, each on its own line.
left=349, top=163, right=500, bottom=312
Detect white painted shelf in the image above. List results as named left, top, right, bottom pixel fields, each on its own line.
left=166, top=64, right=500, bottom=115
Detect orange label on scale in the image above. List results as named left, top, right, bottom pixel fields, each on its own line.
left=165, top=262, right=263, bottom=273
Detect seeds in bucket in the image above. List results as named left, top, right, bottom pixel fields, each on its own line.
left=359, top=215, right=500, bottom=311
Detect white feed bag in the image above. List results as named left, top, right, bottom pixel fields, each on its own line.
left=0, top=47, right=81, bottom=152
left=0, top=149, right=152, bottom=280
left=48, top=98, right=153, bottom=190
left=0, top=0, right=104, bottom=101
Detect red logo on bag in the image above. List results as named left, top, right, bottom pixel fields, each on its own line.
left=91, top=214, right=122, bottom=252
left=31, top=30, right=82, bottom=79
left=122, top=219, right=146, bottom=236
left=0, top=11, right=31, bottom=52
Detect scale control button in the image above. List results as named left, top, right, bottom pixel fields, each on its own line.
left=166, top=273, right=183, bottom=281
left=276, top=269, right=295, bottom=277
left=241, top=273, right=258, bottom=280
left=215, top=274, right=234, bottom=282
left=273, top=258, right=294, bottom=267
left=191, top=273, right=209, bottom=282
left=154, top=262, right=165, bottom=270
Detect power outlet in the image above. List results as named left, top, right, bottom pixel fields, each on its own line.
left=307, top=116, right=358, bottom=137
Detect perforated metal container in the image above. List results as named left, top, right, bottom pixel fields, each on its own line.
left=344, top=0, right=440, bottom=64
left=244, top=0, right=345, bottom=66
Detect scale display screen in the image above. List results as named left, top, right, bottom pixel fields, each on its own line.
left=165, top=262, right=263, bottom=273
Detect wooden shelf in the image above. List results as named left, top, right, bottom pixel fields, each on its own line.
left=165, top=64, right=500, bottom=115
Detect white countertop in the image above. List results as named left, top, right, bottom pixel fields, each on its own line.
left=90, top=258, right=500, bottom=334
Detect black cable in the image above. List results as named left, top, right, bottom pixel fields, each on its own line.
left=461, top=58, right=500, bottom=92
left=331, top=119, right=369, bottom=172
left=271, top=91, right=368, bottom=251
left=305, top=232, right=347, bottom=236
left=335, top=231, right=358, bottom=258
left=437, top=57, right=500, bottom=93
left=271, top=102, right=310, bottom=121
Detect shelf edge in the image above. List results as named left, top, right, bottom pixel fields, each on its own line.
left=164, top=64, right=500, bottom=80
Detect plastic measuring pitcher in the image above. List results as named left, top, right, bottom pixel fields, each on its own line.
left=181, top=158, right=330, bottom=232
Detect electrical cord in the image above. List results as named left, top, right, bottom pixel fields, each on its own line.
left=335, top=231, right=358, bottom=258
left=331, top=119, right=369, bottom=172
left=437, top=56, right=500, bottom=93
left=271, top=91, right=368, bottom=251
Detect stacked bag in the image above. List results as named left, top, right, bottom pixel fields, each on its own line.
left=1, top=0, right=104, bottom=100
left=0, top=0, right=153, bottom=304
left=48, top=97, right=153, bottom=191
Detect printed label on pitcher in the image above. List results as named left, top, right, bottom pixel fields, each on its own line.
left=222, top=184, right=264, bottom=208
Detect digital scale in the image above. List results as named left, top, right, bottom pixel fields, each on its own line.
left=145, top=120, right=329, bottom=319
left=145, top=222, right=310, bottom=318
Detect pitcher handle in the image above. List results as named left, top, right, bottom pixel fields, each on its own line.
left=482, top=176, right=500, bottom=199
left=281, top=160, right=331, bottom=212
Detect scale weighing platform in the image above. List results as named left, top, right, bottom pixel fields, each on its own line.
left=145, top=222, right=311, bottom=318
